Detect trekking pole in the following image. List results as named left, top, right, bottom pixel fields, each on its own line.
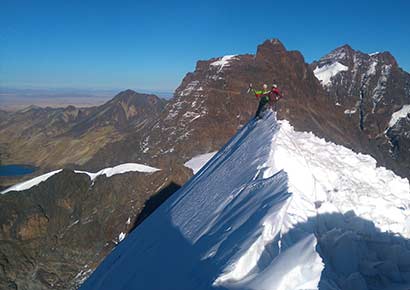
left=247, top=83, right=253, bottom=94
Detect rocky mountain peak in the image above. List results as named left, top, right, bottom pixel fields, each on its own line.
left=373, top=51, right=398, bottom=67
left=18, top=104, right=44, bottom=114
left=318, top=45, right=398, bottom=71
left=311, top=44, right=410, bottom=178
left=256, top=39, right=288, bottom=62
left=111, top=89, right=164, bottom=107
left=316, top=44, right=355, bottom=67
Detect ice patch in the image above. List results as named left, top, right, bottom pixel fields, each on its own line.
left=314, top=62, right=349, bottom=86
left=367, top=60, right=378, bottom=76
left=344, top=108, right=357, bottom=115
left=210, top=55, right=237, bottom=73
left=372, top=64, right=392, bottom=112
left=178, top=80, right=202, bottom=97
left=369, top=52, right=380, bottom=56
left=2, top=163, right=160, bottom=194
left=1, top=169, right=63, bottom=194
left=389, top=104, right=410, bottom=127
left=74, top=163, right=160, bottom=181
left=184, top=152, right=217, bottom=174
left=118, top=232, right=126, bottom=242
left=182, top=111, right=202, bottom=122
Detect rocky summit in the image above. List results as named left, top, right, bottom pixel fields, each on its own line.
left=311, top=44, right=410, bottom=177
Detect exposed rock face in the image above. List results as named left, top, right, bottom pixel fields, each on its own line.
left=311, top=45, right=410, bottom=177
left=0, top=167, right=191, bottom=290
left=85, top=39, right=368, bottom=173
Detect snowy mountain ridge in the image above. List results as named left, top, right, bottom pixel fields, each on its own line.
left=311, top=44, right=410, bottom=179
left=80, top=111, right=410, bottom=290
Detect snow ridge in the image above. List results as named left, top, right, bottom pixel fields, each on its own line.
left=80, top=111, right=323, bottom=290
left=80, top=111, right=410, bottom=290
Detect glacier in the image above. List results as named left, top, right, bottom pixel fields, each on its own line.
left=80, top=111, right=410, bottom=290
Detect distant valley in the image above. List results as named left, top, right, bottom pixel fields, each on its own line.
left=0, top=87, right=172, bottom=111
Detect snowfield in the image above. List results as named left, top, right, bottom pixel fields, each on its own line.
left=1, top=163, right=160, bottom=194
left=74, top=163, right=160, bottom=181
left=389, top=104, right=410, bottom=128
left=210, top=55, right=238, bottom=73
left=184, top=152, right=217, bottom=174
left=314, top=62, right=349, bottom=86
left=1, top=169, right=63, bottom=194
left=80, top=111, right=410, bottom=290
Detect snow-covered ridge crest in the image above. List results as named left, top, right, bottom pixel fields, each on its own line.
left=80, top=111, right=410, bottom=290
left=313, top=62, right=349, bottom=86
left=1, top=163, right=160, bottom=194
left=275, top=120, right=410, bottom=236
left=80, top=111, right=323, bottom=290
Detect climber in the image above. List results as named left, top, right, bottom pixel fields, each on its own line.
left=249, top=83, right=283, bottom=119
left=269, top=83, right=283, bottom=111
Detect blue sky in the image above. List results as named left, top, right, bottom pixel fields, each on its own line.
left=1, top=0, right=409, bottom=92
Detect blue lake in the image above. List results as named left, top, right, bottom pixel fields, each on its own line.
left=0, top=165, right=36, bottom=177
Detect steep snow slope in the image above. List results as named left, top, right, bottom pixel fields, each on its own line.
left=80, top=111, right=410, bottom=290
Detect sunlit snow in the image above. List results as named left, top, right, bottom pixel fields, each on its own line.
left=184, top=152, right=217, bottom=174
left=369, top=52, right=380, bottom=56
left=389, top=104, right=410, bottom=127
left=1, top=163, right=160, bottom=194
left=74, top=163, right=160, bottom=181
left=314, top=62, right=349, bottom=86
left=80, top=110, right=410, bottom=290
left=1, top=169, right=62, bottom=194
left=210, top=55, right=237, bottom=73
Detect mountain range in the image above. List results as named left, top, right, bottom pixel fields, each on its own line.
left=0, top=39, right=409, bottom=290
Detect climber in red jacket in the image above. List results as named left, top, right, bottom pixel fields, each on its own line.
left=268, top=83, right=283, bottom=111
left=250, top=83, right=283, bottom=118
